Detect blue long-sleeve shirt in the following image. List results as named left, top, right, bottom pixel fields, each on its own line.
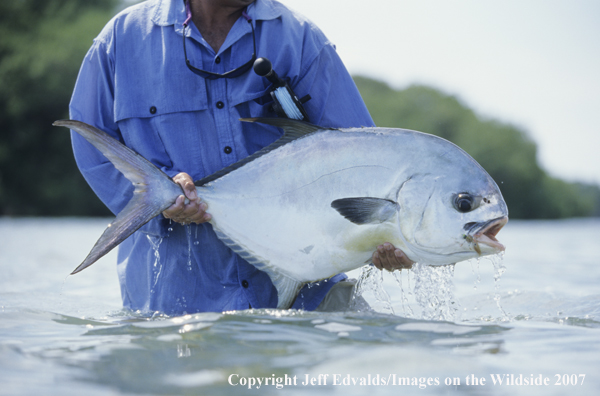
left=70, top=0, right=374, bottom=315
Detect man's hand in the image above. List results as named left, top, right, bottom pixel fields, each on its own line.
left=372, top=243, right=414, bottom=271
left=162, top=172, right=211, bottom=224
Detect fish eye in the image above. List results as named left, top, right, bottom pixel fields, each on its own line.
left=455, top=193, right=474, bottom=213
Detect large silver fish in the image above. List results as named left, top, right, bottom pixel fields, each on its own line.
left=55, top=118, right=508, bottom=308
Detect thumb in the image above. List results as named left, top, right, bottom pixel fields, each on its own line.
left=174, top=173, right=198, bottom=201
left=182, top=180, right=198, bottom=201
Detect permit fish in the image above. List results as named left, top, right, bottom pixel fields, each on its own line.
left=54, top=118, right=508, bottom=308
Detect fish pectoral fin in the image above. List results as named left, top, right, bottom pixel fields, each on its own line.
left=331, top=197, right=399, bottom=225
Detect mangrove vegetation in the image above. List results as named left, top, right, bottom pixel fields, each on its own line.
left=1, top=0, right=598, bottom=218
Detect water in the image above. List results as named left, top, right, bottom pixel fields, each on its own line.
left=1, top=218, right=599, bottom=395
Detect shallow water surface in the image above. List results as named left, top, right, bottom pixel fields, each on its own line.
left=1, top=218, right=599, bottom=395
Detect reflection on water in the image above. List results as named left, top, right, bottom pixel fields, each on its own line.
left=1, top=218, right=599, bottom=395
left=20, top=308, right=511, bottom=395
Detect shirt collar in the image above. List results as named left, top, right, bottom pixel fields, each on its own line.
left=152, top=0, right=282, bottom=28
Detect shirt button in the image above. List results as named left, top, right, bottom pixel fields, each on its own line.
left=216, top=101, right=224, bottom=109
left=224, top=146, right=232, bottom=154
left=149, top=106, right=157, bottom=114
left=215, top=56, right=221, bottom=64
left=241, top=280, right=249, bottom=288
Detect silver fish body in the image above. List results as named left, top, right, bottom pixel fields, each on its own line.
left=55, top=118, right=508, bottom=308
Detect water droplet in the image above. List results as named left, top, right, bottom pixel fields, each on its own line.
left=185, top=225, right=193, bottom=271
left=487, top=253, right=509, bottom=320
left=470, top=258, right=481, bottom=290
left=350, top=265, right=394, bottom=314
left=147, top=235, right=164, bottom=291
left=411, top=263, right=458, bottom=321
left=393, top=270, right=414, bottom=318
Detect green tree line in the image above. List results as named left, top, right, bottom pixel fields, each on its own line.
left=354, top=77, right=600, bottom=219
left=0, top=0, right=118, bottom=216
left=1, top=0, right=598, bottom=218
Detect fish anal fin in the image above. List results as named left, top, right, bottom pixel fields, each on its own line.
left=331, top=197, right=399, bottom=225
left=211, top=228, right=304, bottom=309
left=272, top=276, right=304, bottom=309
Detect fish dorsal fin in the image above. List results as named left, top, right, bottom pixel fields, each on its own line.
left=242, top=117, right=329, bottom=136
left=195, top=118, right=332, bottom=186
left=331, top=197, right=399, bottom=225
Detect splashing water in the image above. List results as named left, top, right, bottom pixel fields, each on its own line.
left=185, top=225, right=193, bottom=272
left=147, top=235, right=163, bottom=292
left=411, top=263, right=459, bottom=321
left=350, top=256, right=510, bottom=321
left=351, top=265, right=395, bottom=314
left=470, top=258, right=481, bottom=290
left=392, top=270, right=414, bottom=318
left=350, top=263, right=459, bottom=320
left=487, top=252, right=509, bottom=320
left=194, top=225, right=200, bottom=245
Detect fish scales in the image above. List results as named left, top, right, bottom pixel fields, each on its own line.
left=202, top=130, right=420, bottom=279
left=54, top=118, right=508, bottom=309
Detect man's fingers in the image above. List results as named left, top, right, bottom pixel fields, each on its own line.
left=394, top=249, right=412, bottom=267
left=164, top=172, right=211, bottom=224
left=381, top=243, right=394, bottom=271
left=162, top=194, right=211, bottom=224
left=372, top=251, right=383, bottom=270
left=173, top=173, right=198, bottom=201
left=182, top=180, right=198, bottom=201
left=183, top=201, right=209, bottom=223
left=373, top=243, right=414, bottom=272
left=163, top=195, right=186, bottom=219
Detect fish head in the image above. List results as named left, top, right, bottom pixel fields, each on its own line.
left=396, top=162, right=508, bottom=265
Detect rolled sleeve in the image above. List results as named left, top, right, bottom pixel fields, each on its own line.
left=70, top=38, right=134, bottom=214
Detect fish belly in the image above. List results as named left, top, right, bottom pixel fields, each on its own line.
left=199, top=131, right=407, bottom=283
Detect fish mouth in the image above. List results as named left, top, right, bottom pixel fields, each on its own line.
left=466, top=216, right=508, bottom=254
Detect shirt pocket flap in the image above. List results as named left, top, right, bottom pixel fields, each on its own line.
left=114, top=68, right=209, bottom=122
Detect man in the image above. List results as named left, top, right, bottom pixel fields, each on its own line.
left=70, top=0, right=411, bottom=315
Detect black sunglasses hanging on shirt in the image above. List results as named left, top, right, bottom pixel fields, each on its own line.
left=183, top=7, right=256, bottom=80
left=182, top=2, right=311, bottom=120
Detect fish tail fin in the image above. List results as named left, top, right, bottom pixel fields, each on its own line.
left=54, top=120, right=182, bottom=274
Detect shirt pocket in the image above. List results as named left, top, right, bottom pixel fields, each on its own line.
left=114, top=69, right=209, bottom=122
left=228, top=74, right=274, bottom=118
left=112, top=58, right=211, bottom=176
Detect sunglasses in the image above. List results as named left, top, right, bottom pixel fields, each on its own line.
left=183, top=10, right=256, bottom=80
